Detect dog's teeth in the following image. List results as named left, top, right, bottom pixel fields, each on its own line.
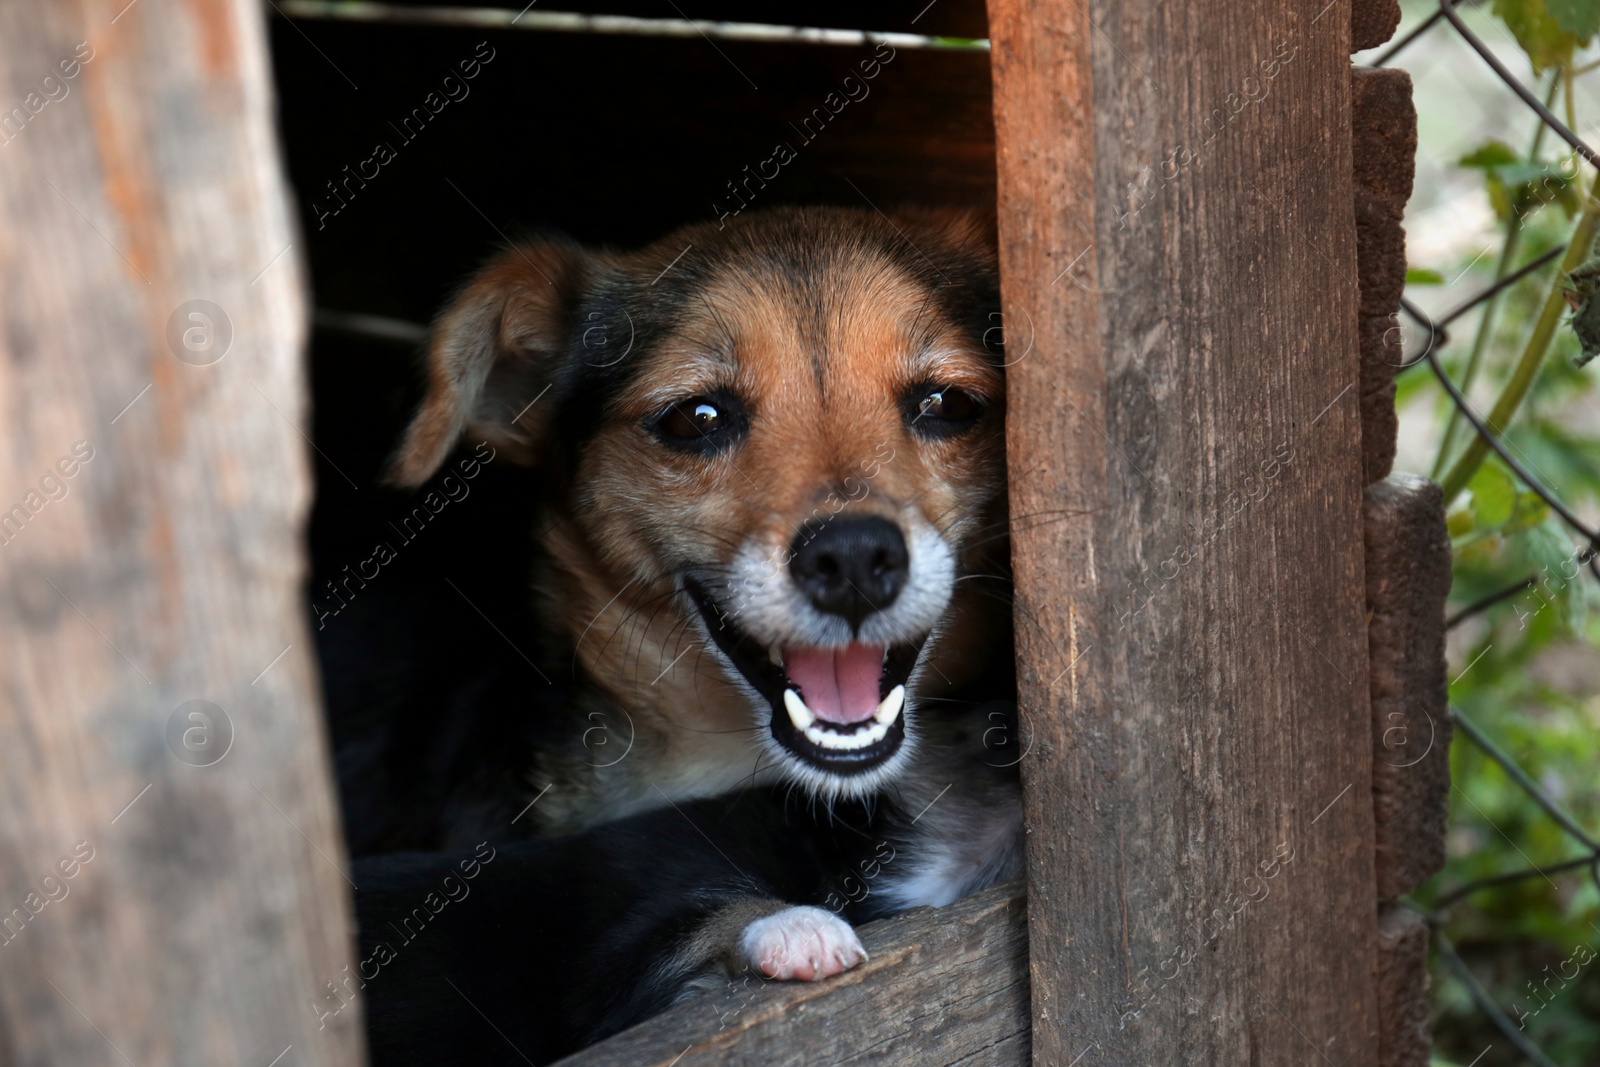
left=791, top=686, right=904, bottom=752
left=783, top=689, right=815, bottom=730
left=874, top=685, right=906, bottom=726
left=769, top=645, right=783, bottom=667
left=800, top=717, right=892, bottom=752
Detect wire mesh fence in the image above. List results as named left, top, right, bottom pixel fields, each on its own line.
left=1375, top=3, right=1600, bottom=1063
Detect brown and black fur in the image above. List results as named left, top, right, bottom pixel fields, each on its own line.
left=340, top=207, right=1020, bottom=1062
left=387, top=205, right=1013, bottom=839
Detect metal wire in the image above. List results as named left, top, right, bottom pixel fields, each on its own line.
left=276, top=1, right=989, bottom=50
left=1435, top=0, right=1600, bottom=168
left=1435, top=930, right=1564, bottom=1067
left=1382, top=7, right=1600, bottom=1066
left=1394, top=246, right=1568, bottom=372
left=1412, top=302, right=1600, bottom=552
left=1367, top=0, right=1465, bottom=69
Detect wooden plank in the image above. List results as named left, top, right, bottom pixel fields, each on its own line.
left=557, top=881, right=1029, bottom=1066
left=1376, top=904, right=1433, bottom=1067
left=0, top=3, right=364, bottom=1066
left=1352, top=0, right=1403, bottom=53
left=1353, top=67, right=1417, bottom=485
left=987, top=1, right=1379, bottom=1063
left=1365, top=474, right=1452, bottom=900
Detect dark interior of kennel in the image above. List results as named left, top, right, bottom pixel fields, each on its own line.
left=266, top=1, right=997, bottom=853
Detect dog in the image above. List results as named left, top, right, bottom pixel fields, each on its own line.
left=384, top=204, right=1014, bottom=840
left=348, top=699, right=1023, bottom=1066
left=333, top=206, right=1019, bottom=1059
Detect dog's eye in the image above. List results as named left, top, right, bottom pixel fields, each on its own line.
left=660, top=399, right=722, bottom=439
left=907, top=385, right=983, bottom=438
left=651, top=394, right=747, bottom=453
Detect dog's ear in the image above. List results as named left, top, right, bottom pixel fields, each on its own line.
left=895, top=206, right=998, bottom=258
left=388, top=239, right=594, bottom=486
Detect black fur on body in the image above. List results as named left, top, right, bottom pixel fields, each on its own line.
left=345, top=701, right=1021, bottom=1065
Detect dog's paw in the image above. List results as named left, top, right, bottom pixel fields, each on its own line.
left=740, top=906, right=867, bottom=981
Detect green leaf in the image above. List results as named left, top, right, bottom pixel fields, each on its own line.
left=1487, top=174, right=1514, bottom=222
left=1563, top=564, right=1589, bottom=632
left=1522, top=518, right=1588, bottom=636
left=1468, top=463, right=1518, bottom=527
left=1502, top=490, right=1552, bottom=535
left=1569, top=288, right=1600, bottom=365
left=1455, top=143, right=1515, bottom=221
left=1458, top=139, right=1521, bottom=169
left=1565, top=254, right=1600, bottom=366
left=1407, top=266, right=1446, bottom=284
left=1459, top=141, right=1580, bottom=221
left=1552, top=175, right=1583, bottom=219
left=1497, top=161, right=1563, bottom=187
left=1546, top=0, right=1600, bottom=39
left=1455, top=531, right=1503, bottom=565
left=1493, top=0, right=1579, bottom=71
left=1502, top=160, right=1580, bottom=216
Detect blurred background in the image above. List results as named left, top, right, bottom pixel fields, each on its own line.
left=1358, top=2, right=1600, bottom=1063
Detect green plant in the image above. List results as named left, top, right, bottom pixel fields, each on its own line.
left=1398, top=2, right=1600, bottom=1064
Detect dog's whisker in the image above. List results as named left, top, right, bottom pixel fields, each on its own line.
left=571, top=573, right=644, bottom=671
left=588, top=583, right=681, bottom=682
left=621, top=588, right=695, bottom=690
left=954, top=572, right=1012, bottom=585
left=675, top=724, right=766, bottom=737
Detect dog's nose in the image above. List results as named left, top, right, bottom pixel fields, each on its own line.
left=788, top=516, right=909, bottom=626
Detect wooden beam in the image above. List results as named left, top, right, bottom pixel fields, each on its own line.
left=1375, top=903, right=1433, bottom=1067
left=1352, top=67, right=1417, bottom=485
left=987, top=2, right=1379, bottom=1063
left=558, top=881, right=1029, bottom=1066
left=0, top=3, right=363, bottom=1065
left=1351, top=0, right=1403, bottom=53
left=1365, top=474, right=1451, bottom=901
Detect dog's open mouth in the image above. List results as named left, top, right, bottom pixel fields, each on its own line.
left=684, top=579, right=924, bottom=774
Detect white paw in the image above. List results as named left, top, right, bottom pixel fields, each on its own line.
left=740, top=906, right=868, bottom=981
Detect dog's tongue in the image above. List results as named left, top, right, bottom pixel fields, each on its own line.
left=782, top=642, right=885, bottom=724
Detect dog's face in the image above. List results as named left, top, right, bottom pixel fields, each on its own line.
left=394, top=207, right=1007, bottom=802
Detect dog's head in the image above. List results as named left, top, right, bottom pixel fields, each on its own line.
left=393, top=206, right=1008, bottom=801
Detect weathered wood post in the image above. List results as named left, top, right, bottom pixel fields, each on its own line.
left=0, top=2, right=364, bottom=1064
left=989, top=1, right=1384, bottom=1062
left=1352, top=28, right=1448, bottom=1067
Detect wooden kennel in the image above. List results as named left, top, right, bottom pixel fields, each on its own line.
left=0, top=0, right=1444, bottom=1063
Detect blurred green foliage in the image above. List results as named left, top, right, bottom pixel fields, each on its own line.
left=1401, top=3, right=1600, bottom=1062
left=1494, top=0, right=1598, bottom=71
